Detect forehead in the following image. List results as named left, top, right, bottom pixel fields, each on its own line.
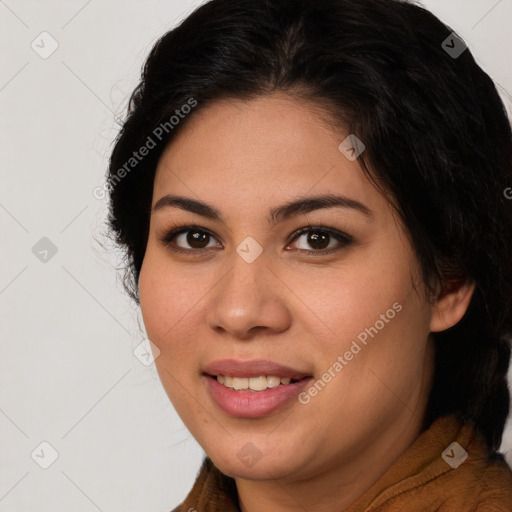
left=153, top=93, right=389, bottom=222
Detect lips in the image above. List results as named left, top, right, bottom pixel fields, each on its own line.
left=202, top=359, right=314, bottom=417
left=203, top=359, right=312, bottom=380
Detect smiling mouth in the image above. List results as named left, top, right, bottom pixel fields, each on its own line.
left=210, top=374, right=306, bottom=392
left=204, top=370, right=314, bottom=417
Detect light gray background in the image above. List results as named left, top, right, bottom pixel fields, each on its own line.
left=1, top=1, right=511, bottom=511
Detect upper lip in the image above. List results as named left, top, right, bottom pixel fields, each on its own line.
left=203, top=359, right=312, bottom=380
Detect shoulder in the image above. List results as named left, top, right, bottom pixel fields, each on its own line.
left=474, top=452, right=512, bottom=510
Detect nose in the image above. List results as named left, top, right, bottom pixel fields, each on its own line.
left=206, top=250, right=292, bottom=340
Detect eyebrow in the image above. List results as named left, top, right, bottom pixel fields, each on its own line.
left=152, top=193, right=374, bottom=225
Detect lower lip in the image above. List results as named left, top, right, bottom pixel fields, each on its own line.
left=205, top=375, right=313, bottom=418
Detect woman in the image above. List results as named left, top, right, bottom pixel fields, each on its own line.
left=107, top=0, right=512, bottom=509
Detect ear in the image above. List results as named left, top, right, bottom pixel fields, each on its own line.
left=429, top=279, right=475, bottom=333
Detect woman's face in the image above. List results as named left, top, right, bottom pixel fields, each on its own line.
left=139, top=92, right=437, bottom=482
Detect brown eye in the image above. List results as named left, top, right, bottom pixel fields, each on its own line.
left=305, top=231, right=330, bottom=250
left=183, top=230, right=211, bottom=249
left=161, top=226, right=221, bottom=252
left=289, top=227, right=353, bottom=254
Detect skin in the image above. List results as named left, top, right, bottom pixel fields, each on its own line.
left=138, top=92, right=475, bottom=512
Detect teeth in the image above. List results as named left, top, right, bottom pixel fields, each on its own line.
left=233, top=377, right=249, bottom=390
left=267, top=376, right=281, bottom=388
left=249, top=376, right=268, bottom=391
left=215, top=375, right=297, bottom=391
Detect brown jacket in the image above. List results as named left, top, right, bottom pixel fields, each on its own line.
left=171, top=414, right=512, bottom=511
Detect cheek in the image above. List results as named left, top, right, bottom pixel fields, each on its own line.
left=300, top=246, right=430, bottom=411
left=139, top=249, right=194, bottom=330
left=314, top=272, right=430, bottom=417
left=296, top=254, right=416, bottom=356
left=139, top=253, right=194, bottom=352
left=138, top=254, right=204, bottom=413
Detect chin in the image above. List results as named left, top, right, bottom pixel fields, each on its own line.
left=216, top=458, right=287, bottom=481
left=207, top=444, right=302, bottom=481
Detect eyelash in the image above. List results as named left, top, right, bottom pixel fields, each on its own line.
left=159, top=224, right=353, bottom=256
